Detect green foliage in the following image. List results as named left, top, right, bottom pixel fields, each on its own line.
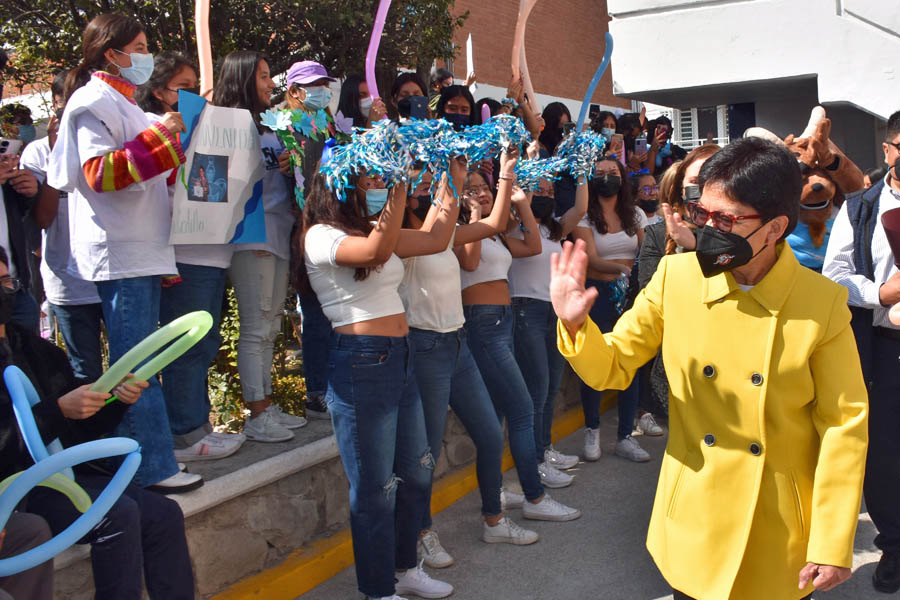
left=1, top=0, right=468, bottom=98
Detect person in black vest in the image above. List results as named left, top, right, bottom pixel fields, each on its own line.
left=823, top=108, right=900, bottom=594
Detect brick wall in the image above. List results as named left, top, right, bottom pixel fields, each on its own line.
left=450, top=0, right=628, bottom=108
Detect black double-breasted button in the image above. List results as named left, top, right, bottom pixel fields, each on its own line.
left=750, top=372, right=764, bottom=386
left=703, top=365, right=715, bottom=378
left=749, top=443, right=762, bottom=456
left=704, top=434, right=716, bottom=447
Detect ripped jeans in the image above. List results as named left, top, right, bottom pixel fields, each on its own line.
left=326, top=333, right=433, bottom=598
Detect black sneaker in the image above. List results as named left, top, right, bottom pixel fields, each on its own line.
left=873, top=551, right=900, bottom=593
left=305, top=394, right=330, bottom=420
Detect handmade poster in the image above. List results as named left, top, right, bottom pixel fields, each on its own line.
left=169, top=90, right=266, bottom=244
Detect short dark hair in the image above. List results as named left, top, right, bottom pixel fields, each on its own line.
left=698, top=137, right=801, bottom=239
left=136, top=52, right=197, bottom=115
left=431, top=68, right=453, bottom=88
left=435, top=85, right=475, bottom=124
left=51, top=70, right=69, bottom=100
left=887, top=110, right=900, bottom=142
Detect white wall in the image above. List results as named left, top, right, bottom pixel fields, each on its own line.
left=607, top=0, right=899, bottom=120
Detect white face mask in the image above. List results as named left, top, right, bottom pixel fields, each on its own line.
left=359, top=96, right=373, bottom=118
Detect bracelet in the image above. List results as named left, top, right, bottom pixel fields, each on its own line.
left=498, top=173, right=516, bottom=181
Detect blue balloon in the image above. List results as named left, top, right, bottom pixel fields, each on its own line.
left=576, top=33, right=615, bottom=133
left=5, top=366, right=73, bottom=479
left=0, top=438, right=141, bottom=576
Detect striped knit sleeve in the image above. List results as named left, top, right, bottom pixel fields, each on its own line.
left=82, top=122, right=185, bottom=193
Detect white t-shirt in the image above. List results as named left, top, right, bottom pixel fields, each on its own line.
left=47, top=76, right=176, bottom=280
left=577, top=210, right=648, bottom=261
left=400, top=233, right=464, bottom=333
left=508, top=224, right=561, bottom=302
left=459, top=235, right=512, bottom=291
left=234, top=132, right=294, bottom=260
left=20, top=138, right=101, bottom=305
left=305, top=224, right=405, bottom=328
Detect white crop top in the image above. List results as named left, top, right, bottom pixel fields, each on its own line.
left=459, top=235, right=512, bottom=291
left=305, top=224, right=406, bottom=328
left=508, top=225, right=561, bottom=302
left=400, top=235, right=465, bottom=333
left=577, top=211, right=648, bottom=260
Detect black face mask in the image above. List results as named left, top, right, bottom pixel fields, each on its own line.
left=0, top=291, right=15, bottom=325
left=694, top=224, right=767, bottom=278
left=443, top=113, right=471, bottom=132
left=638, top=199, right=659, bottom=214
left=590, top=174, right=622, bottom=198
left=411, top=195, right=432, bottom=221
left=531, top=195, right=555, bottom=219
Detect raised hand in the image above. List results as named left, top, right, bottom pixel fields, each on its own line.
left=550, top=239, right=599, bottom=337
left=662, top=203, right=696, bottom=250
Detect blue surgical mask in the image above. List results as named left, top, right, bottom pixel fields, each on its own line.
left=114, top=50, right=155, bottom=86
left=17, top=124, right=36, bottom=145
left=601, top=127, right=615, bottom=137
left=366, top=188, right=389, bottom=216
left=302, top=87, right=333, bottom=111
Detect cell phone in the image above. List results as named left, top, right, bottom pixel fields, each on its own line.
left=398, top=96, right=429, bottom=120
left=0, top=138, right=23, bottom=156
left=634, top=135, right=648, bottom=155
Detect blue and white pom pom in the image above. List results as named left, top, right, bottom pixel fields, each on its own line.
left=458, top=114, right=532, bottom=163
left=319, top=120, right=411, bottom=201
left=554, top=130, right=608, bottom=180
left=515, top=156, right=565, bottom=192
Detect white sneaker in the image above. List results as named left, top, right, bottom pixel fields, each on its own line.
left=615, top=435, right=651, bottom=462
left=637, top=413, right=664, bottom=436
left=244, top=411, right=294, bottom=443
left=500, top=488, right=524, bottom=510
left=264, top=405, right=308, bottom=429
left=147, top=471, right=203, bottom=494
left=544, top=446, right=579, bottom=470
left=417, top=530, right=454, bottom=568
left=174, top=432, right=245, bottom=462
left=482, top=516, right=539, bottom=545
left=538, top=462, right=574, bottom=488
left=583, top=428, right=602, bottom=461
left=522, top=493, right=581, bottom=522
left=394, top=561, right=453, bottom=599
left=368, top=596, right=408, bottom=600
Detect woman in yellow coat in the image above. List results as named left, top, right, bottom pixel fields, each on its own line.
left=552, top=138, right=868, bottom=600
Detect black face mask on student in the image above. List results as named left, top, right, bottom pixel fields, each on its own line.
left=590, top=174, right=621, bottom=198
left=0, top=289, right=15, bottom=325
left=638, top=199, right=660, bottom=214
left=443, top=113, right=471, bottom=132
left=531, top=195, right=555, bottom=219
left=411, top=195, right=432, bottom=221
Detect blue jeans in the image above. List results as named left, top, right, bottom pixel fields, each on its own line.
left=159, top=263, right=227, bottom=442
left=512, top=297, right=565, bottom=463
left=96, top=276, right=178, bottom=487
left=581, top=279, right=639, bottom=439
left=409, top=327, right=504, bottom=528
left=463, top=305, right=544, bottom=500
left=325, top=333, right=433, bottom=598
left=298, top=292, right=331, bottom=397
left=11, top=288, right=39, bottom=333
left=49, top=302, right=104, bottom=382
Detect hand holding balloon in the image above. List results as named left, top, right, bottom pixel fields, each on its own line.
left=111, top=375, right=147, bottom=405
left=58, top=386, right=112, bottom=420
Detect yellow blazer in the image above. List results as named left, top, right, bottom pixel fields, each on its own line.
left=559, top=244, right=868, bottom=600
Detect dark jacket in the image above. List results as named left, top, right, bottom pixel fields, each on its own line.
left=637, top=221, right=668, bottom=290
left=0, top=323, right=128, bottom=481
left=1, top=182, right=34, bottom=292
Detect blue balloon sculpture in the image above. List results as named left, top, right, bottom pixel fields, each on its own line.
left=576, top=33, right=615, bottom=132
left=0, top=366, right=142, bottom=576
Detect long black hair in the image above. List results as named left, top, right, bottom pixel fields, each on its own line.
left=435, top=85, right=475, bottom=123
left=337, top=73, right=368, bottom=128
left=136, top=51, right=197, bottom=115
left=212, top=50, right=270, bottom=130
left=64, top=13, right=145, bottom=101
left=586, top=159, right=640, bottom=237
left=539, top=102, right=571, bottom=155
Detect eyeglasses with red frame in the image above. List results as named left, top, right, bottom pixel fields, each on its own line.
left=686, top=201, right=762, bottom=233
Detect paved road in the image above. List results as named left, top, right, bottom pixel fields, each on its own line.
left=299, top=410, right=883, bottom=600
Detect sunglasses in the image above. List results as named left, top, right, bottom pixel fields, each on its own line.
left=686, top=201, right=761, bottom=233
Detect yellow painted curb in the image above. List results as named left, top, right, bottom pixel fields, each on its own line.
left=213, top=403, right=590, bottom=599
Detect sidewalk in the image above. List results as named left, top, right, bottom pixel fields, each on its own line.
left=298, top=409, right=883, bottom=600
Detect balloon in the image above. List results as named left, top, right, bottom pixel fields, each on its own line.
left=481, top=103, right=491, bottom=125
left=90, top=311, right=213, bottom=399
left=195, top=0, right=214, bottom=98
left=576, top=33, right=614, bottom=132
left=519, top=43, right=540, bottom=115
left=5, top=366, right=73, bottom=480
left=0, top=438, right=141, bottom=576
left=0, top=472, right=91, bottom=513
left=365, top=0, right=393, bottom=109
left=511, top=0, right=538, bottom=80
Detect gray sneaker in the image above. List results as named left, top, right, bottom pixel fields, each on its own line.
left=500, top=488, right=524, bottom=510
left=615, top=435, right=650, bottom=462
left=522, top=493, right=581, bottom=522
left=482, top=516, right=539, bottom=545
left=636, top=413, right=664, bottom=436
left=244, top=411, right=294, bottom=443
left=538, top=462, right=574, bottom=488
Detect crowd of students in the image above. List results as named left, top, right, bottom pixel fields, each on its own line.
left=1, top=10, right=898, bottom=600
